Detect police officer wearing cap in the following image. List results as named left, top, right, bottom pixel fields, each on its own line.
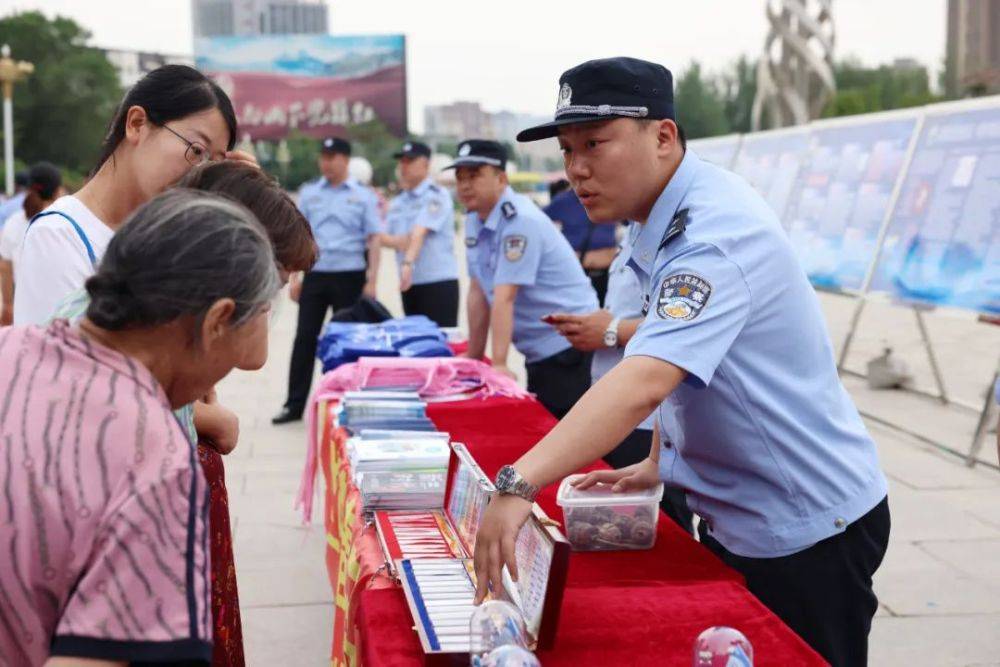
left=472, top=58, right=889, bottom=667
left=448, top=139, right=599, bottom=419
left=380, top=140, right=460, bottom=326
left=274, top=136, right=382, bottom=424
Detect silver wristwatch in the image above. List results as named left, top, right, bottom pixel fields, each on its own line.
left=494, top=465, right=539, bottom=502
left=603, top=316, right=621, bottom=348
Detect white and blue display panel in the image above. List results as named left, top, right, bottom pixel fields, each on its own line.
left=689, top=134, right=741, bottom=170
left=782, top=112, right=919, bottom=292
left=731, top=127, right=810, bottom=222
left=872, top=100, right=1000, bottom=314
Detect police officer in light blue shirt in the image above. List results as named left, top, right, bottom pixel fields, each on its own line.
left=381, top=140, right=460, bottom=326
left=449, top=139, right=598, bottom=419
left=274, top=136, right=383, bottom=424
left=473, top=58, right=889, bottom=667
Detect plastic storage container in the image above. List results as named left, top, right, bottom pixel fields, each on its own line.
left=556, top=474, right=663, bottom=551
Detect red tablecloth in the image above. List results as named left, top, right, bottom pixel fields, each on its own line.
left=345, top=395, right=826, bottom=666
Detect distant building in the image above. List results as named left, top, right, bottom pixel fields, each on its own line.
left=423, top=103, right=559, bottom=171
left=192, top=0, right=328, bottom=37
left=100, top=49, right=195, bottom=88
left=423, top=101, right=493, bottom=140
left=946, top=0, right=1000, bottom=95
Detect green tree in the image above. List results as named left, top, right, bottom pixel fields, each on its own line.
left=269, top=119, right=404, bottom=191
left=348, top=118, right=404, bottom=186
left=0, top=12, right=121, bottom=175
left=822, top=58, right=940, bottom=118
left=718, top=56, right=757, bottom=133
left=673, top=61, right=730, bottom=139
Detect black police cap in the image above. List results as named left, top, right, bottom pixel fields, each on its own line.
left=517, top=57, right=675, bottom=142
left=27, top=162, right=61, bottom=198
left=320, top=136, right=352, bottom=155
left=443, top=139, right=507, bottom=171
left=393, top=140, right=432, bottom=159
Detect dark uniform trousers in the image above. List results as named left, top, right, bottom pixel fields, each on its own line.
left=284, top=270, right=366, bottom=413
left=699, top=496, right=891, bottom=667
left=525, top=347, right=592, bottom=421
left=586, top=267, right=610, bottom=307
left=401, top=279, right=460, bottom=328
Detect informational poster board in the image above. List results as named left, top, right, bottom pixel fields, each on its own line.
left=782, top=112, right=919, bottom=292
left=730, top=127, right=809, bottom=222
left=872, top=99, right=1000, bottom=314
left=688, top=134, right=741, bottom=169
left=195, top=34, right=407, bottom=140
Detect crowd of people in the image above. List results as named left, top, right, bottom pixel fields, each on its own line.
left=8, top=53, right=997, bottom=667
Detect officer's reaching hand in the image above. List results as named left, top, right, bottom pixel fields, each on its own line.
left=545, top=310, right=613, bottom=351
left=362, top=280, right=377, bottom=300
left=473, top=493, right=533, bottom=605
left=572, top=457, right=660, bottom=493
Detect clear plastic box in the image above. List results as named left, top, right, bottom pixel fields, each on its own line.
left=556, top=474, right=663, bottom=551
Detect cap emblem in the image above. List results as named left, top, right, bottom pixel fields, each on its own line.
left=557, top=83, right=573, bottom=110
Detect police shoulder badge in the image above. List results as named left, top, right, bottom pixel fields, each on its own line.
left=557, top=83, right=573, bottom=111
left=655, top=273, right=712, bottom=321
left=503, top=234, right=527, bottom=261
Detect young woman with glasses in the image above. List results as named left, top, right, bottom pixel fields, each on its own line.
left=13, top=64, right=247, bottom=325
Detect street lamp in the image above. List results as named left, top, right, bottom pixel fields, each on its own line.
left=0, top=44, right=33, bottom=196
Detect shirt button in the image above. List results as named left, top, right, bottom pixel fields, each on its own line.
left=641, top=251, right=650, bottom=260
left=834, top=517, right=846, bottom=529
left=663, top=440, right=673, bottom=449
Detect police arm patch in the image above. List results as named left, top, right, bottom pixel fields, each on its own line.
left=655, top=273, right=712, bottom=321
left=503, top=234, right=527, bottom=261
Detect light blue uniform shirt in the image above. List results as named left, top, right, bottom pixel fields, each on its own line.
left=386, top=178, right=459, bottom=285
left=591, top=234, right=655, bottom=431
left=298, top=177, right=381, bottom=272
left=623, top=150, right=888, bottom=558
left=0, top=192, right=26, bottom=229
left=465, top=187, right=598, bottom=363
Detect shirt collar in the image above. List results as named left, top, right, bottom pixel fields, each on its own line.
left=321, top=177, right=353, bottom=191
left=630, top=150, right=701, bottom=274
left=408, top=177, right=433, bottom=198
left=482, top=186, right=515, bottom=232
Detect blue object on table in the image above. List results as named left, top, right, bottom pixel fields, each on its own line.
left=317, top=315, right=453, bottom=371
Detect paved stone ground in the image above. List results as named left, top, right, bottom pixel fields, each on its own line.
left=216, top=247, right=1000, bottom=666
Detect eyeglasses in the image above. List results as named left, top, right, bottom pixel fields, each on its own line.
left=163, top=124, right=212, bottom=166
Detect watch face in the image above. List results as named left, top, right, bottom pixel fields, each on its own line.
left=496, top=465, right=517, bottom=491
left=603, top=331, right=617, bottom=347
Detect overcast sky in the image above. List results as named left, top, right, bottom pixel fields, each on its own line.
left=0, top=1, right=947, bottom=131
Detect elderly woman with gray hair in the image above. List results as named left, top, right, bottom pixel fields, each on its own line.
left=0, top=188, right=280, bottom=667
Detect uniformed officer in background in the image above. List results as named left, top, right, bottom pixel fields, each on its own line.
left=273, top=136, right=382, bottom=424
left=543, top=178, right=618, bottom=305
left=380, top=140, right=460, bottom=327
left=472, top=58, right=890, bottom=667
left=449, top=139, right=598, bottom=419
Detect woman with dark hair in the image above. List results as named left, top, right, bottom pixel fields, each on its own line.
left=48, top=160, right=318, bottom=667
left=0, top=161, right=63, bottom=324
left=0, top=189, right=281, bottom=666
left=13, top=64, right=245, bottom=325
